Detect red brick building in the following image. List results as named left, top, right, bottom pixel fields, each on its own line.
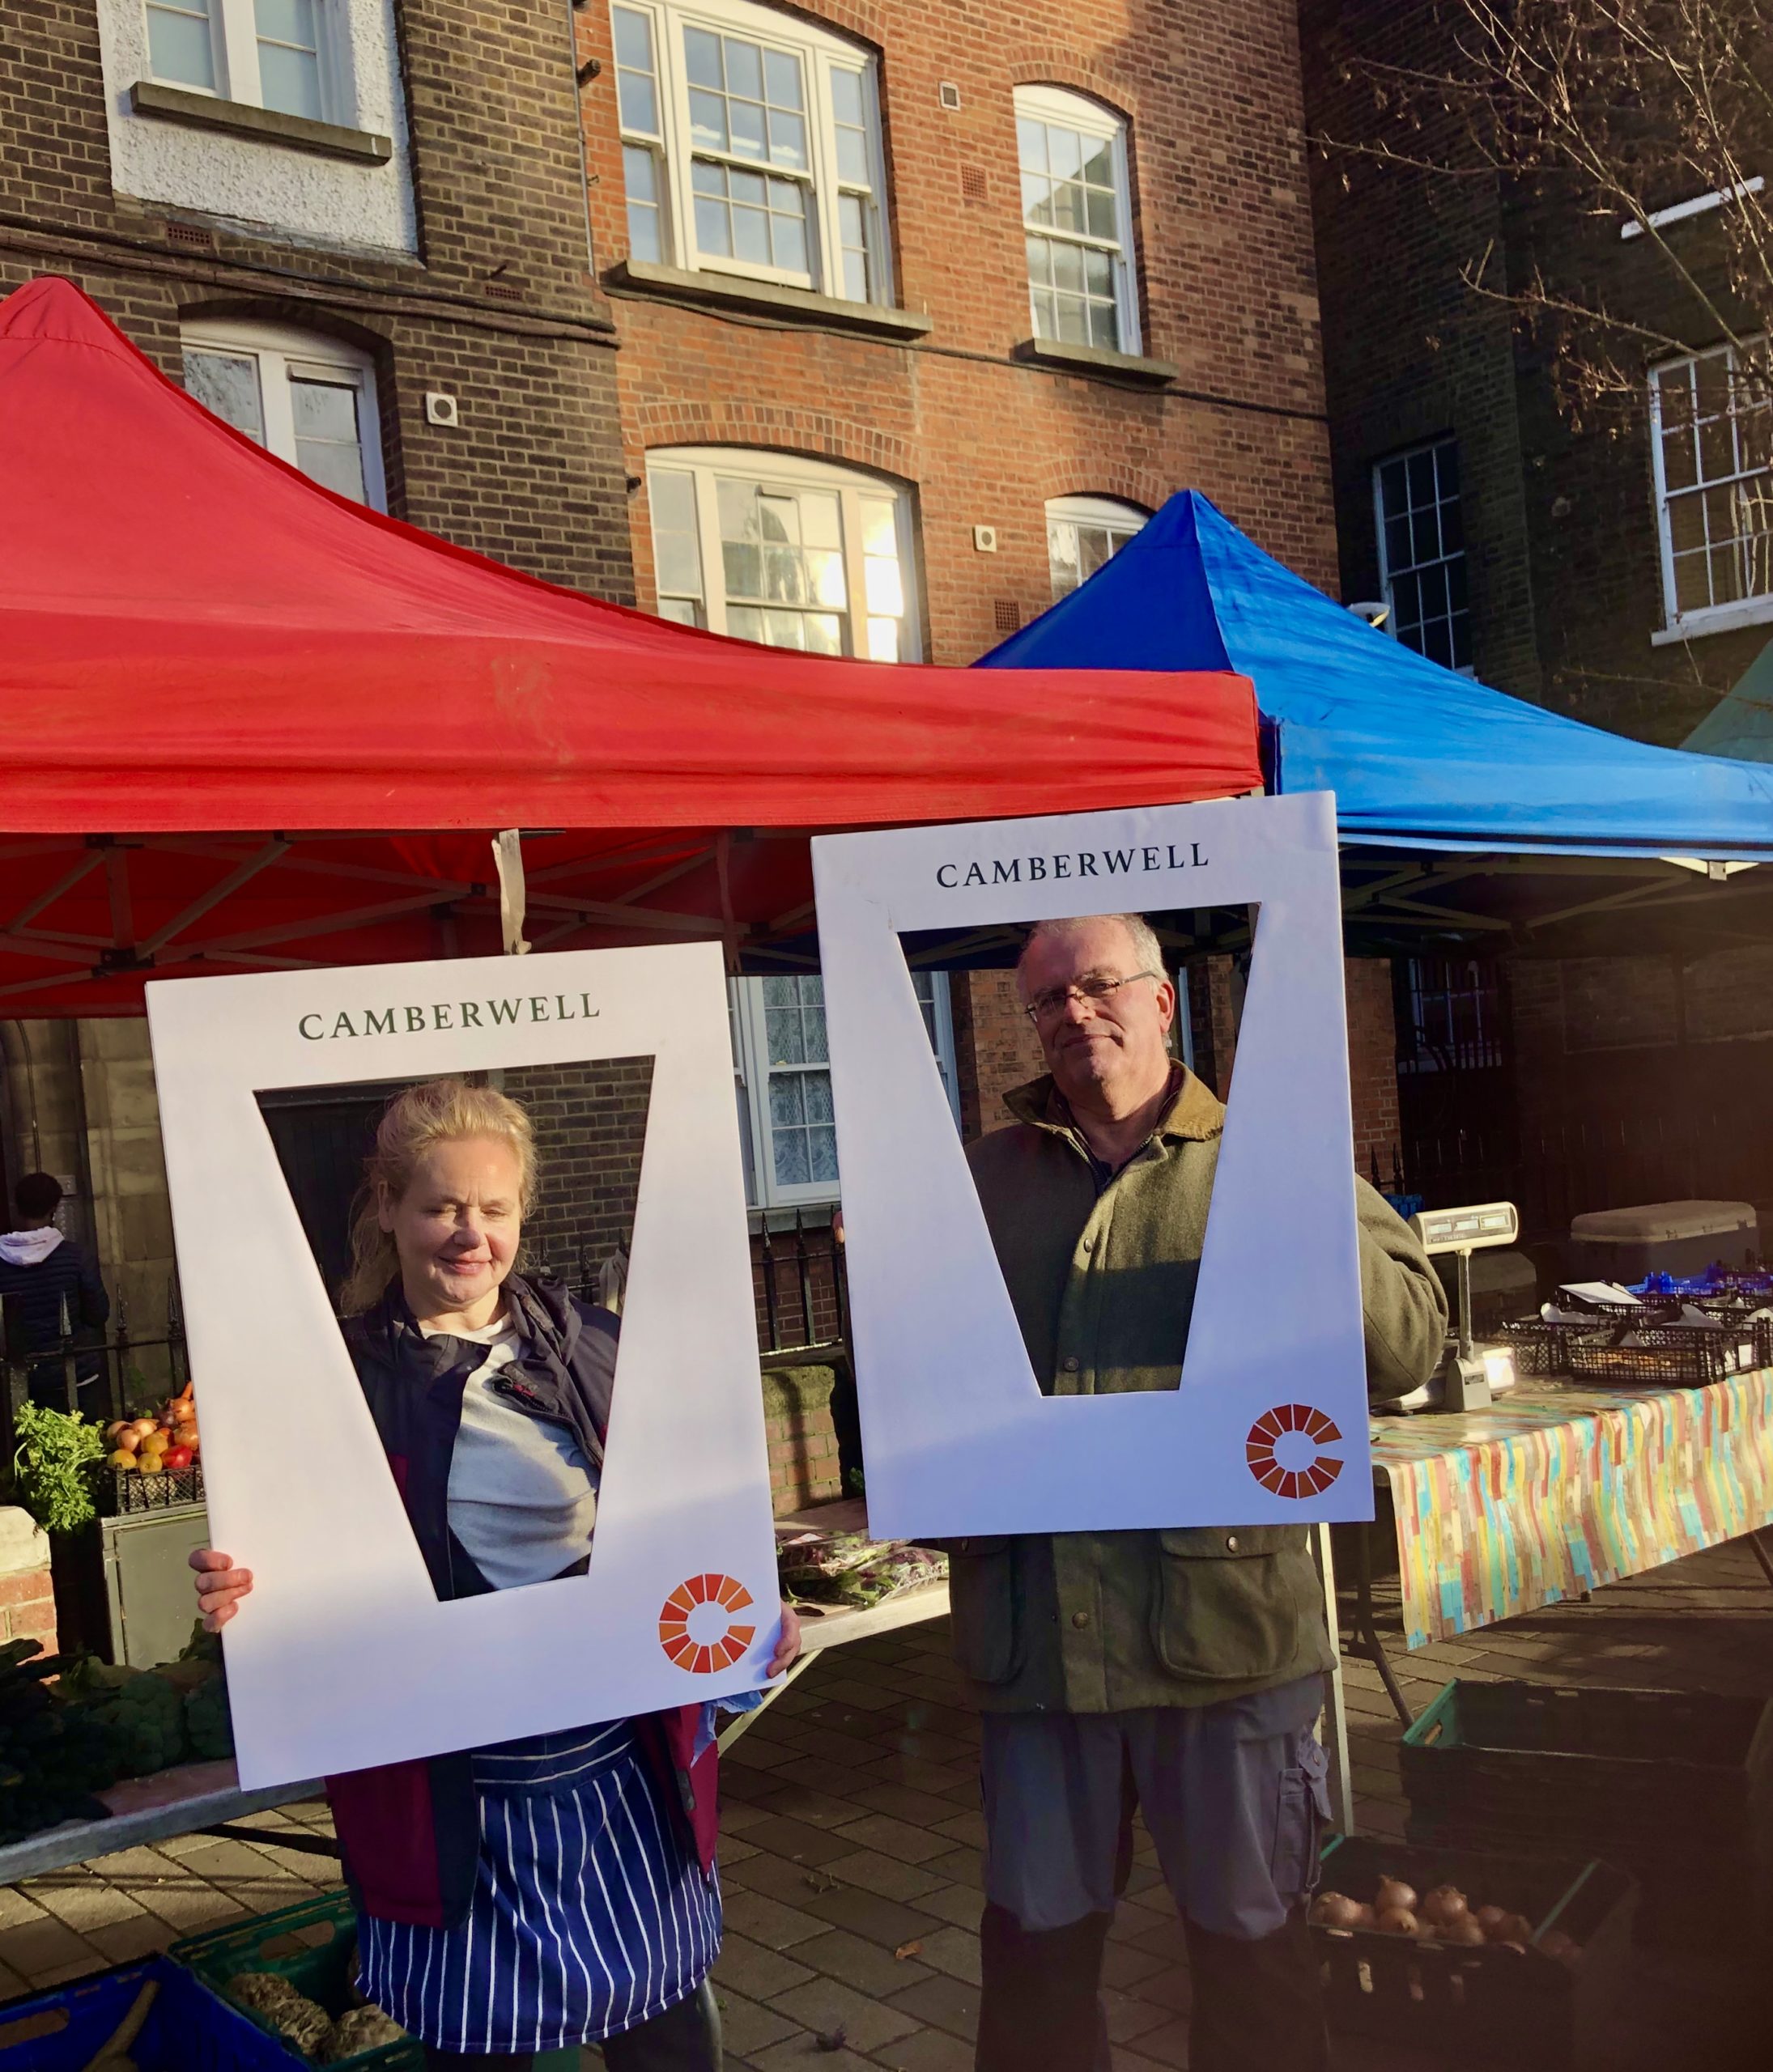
left=568, top=0, right=1405, bottom=1210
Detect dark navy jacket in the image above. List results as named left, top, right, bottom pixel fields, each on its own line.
left=323, top=1276, right=718, bottom=1929
left=0, top=1235, right=108, bottom=1359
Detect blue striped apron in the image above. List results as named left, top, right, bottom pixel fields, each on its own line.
left=357, top=1721, right=721, bottom=2054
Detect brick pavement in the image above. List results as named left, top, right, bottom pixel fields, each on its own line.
left=0, top=1539, right=1767, bottom=2068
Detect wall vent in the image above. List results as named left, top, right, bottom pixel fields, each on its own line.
left=993, top=599, right=1022, bottom=632
left=164, top=221, right=215, bottom=249
left=961, top=165, right=987, bottom=201
left=938, top=80, right=962, bottom=112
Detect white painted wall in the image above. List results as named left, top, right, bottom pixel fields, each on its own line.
left=96, top=0, right=418, bottom=257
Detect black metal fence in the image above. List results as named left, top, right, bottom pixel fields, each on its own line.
left=2, top=1283, right=189, bottom=1458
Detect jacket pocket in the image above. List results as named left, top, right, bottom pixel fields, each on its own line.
left=946, top=1539, right=1023, bottom=1686
left=1149, top=1526, right=1302, bottom=1683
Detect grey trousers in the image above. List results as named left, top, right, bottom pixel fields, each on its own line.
left=979, top=1673, right=1331, bottom=1939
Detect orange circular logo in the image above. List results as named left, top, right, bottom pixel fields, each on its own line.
left=1246, top=1403, right=1344, bottom=1498
left=659, top=1573, right=756, bottom=1673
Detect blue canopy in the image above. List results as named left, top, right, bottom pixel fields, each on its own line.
left=1682, top=635, right=1773, bottom=764
left=982, top=492, right=1773, bottom=861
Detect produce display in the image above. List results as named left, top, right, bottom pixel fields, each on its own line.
left=776, top=1528, right=946, bottom=1611
left=56, top=1623, right=235, bottom=1780
left=0, top=1637, right=118, bottom=1845
left=105, top=1381, right=200, bottom=1476
left=226, top=1972, right=407, bottom=2063
left=1311, top=1874, right=1582, bottom=1963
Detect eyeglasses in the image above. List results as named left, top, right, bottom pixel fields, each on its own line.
left=1023, top=972, right=1162, bottom=1025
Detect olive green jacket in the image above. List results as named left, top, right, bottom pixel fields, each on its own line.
left=948, top=1068, right=1447, bottom=1713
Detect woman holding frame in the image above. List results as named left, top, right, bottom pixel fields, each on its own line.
left=193, top=1078, right=798, bottom=2072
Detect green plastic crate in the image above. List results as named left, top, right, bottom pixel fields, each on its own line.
left=169, top=1891, right=420, bottom=2070
left=170, top=1889, right=579, bottom=2070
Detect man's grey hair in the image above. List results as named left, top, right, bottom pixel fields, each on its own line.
left=1015, top=913, right=1167, bottom=997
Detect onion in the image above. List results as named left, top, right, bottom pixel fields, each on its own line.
left=1445, top=1916, right=1486, bottom=1947
left=1537, top=1929, right=1579, bottom=1963
left=1501, top=1913, right=1535, bottom=1945
left=1422, top=1885, right=1468, bottom=1926
left=1375, top=1907, right=1418, bottom=1936
left=1375, top=1878, right=1418, bottom=1915
left=115, top=1429, right=142, bottom=1454
left=1473, top=1904, right=1509, bottom=1937
left=130, top=1418, right=158, bottom=1438
left=1310, top=1892, right=1361, bottom=1930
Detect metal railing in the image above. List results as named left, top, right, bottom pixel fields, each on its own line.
left=2, top=1280, right=189, bottom=1454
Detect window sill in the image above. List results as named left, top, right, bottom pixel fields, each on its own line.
left=1012, top=336, right=1177, bottom=387
left=606, top=259, right=933, bottom=342
left=1651, top=596, right=1773, bottom=646
left=127, top=81, right=393, bottom=165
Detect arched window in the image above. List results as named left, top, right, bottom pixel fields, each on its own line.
left=181, top=318, right=386, bottom=508
left=612, top=0, right=889, bottom=304
left=645, top=447, right=919, bottom=660
left=1046, top=494, right=1148, bottom=597
left=1014, top=86, right=1137, bottom=354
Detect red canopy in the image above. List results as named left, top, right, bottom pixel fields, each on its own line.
left=0, top=277, right=1261, bottom=1011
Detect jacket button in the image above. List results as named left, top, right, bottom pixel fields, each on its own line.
left=1061, top=1356, right=1080, bottom=1374
left=1070, top=1611, right=1091, bottom=1629
left=1081, top=1238, right=1095, bottom=1254
left=1226, top=1534, right=1239, bottom=1552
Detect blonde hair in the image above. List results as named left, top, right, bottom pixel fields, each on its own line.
left=341, top=1078, right=538, bottom=1314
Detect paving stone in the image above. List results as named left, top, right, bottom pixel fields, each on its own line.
left=733, top=1815, right=860, bottom=1868
left=752, top=1785, right=866, bottom=1831
left=818, top=1849, right=944, bottom=1904
left=1102, top=1987, right=1173, bottom=2043
left=916, top=1846, right=980, bottom=1887
left=1121, top=2013, right=1189, bottom=2065
left=873, top=2027, right=976, bottom=2072
left=766, top=1975, right=921, bottom=2053
left=798, top=1884, right=939, bottom=1951
left=747, top=2040, right=878, bottom=2072
left=725, top=1853, right=843, bottom=1907
left=908, top=1883, right=981, bottom=1931
left=851, top=1784, right=960, bottom=1828
left=714, top=1890, right=830, bottom=1952
left=19, top=1877, right=148, bottom=1936
left=883, top=1970, right=979, bottom=2040
left=83, top=1913, right=176, bottom=1965
left=1124, top=1961, right=1191, bottom=2013
left=712, top=1930, right=817, bottom=2001
left=0, top=1912, right=96, bottom=1982
left=711, top=1985, right=804, bottom=2057
left=792, top=1926, right=932, bottom=1997
left=1099, top=1939, right=1170, bottom=1990
left=909, top=1924, right=979, bottom=1986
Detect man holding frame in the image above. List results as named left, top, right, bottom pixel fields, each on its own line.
left=956, top=912, right=1445, bottom=2072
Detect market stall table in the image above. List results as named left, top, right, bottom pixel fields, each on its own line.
left=1344, top=1371, right=1773, bottom=1723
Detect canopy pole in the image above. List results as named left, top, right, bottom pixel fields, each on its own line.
left=492, top=830, right=530, bottom=956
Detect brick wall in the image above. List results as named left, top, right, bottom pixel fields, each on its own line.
left=1344, top=958, right=1401, bottom=1183
left=0, top=1512, right=57, bottom=1655
left=1, top=1, right=634, bottom=598
left=761, top=1366, right=842, bottom=1513
left=576, top=0, right=1341, bottom=659
left=504, top=1057, right=655, bottom=1283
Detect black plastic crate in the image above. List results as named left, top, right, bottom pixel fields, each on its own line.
left=100, top=1462, right=204, bottom=1515
left=1565, top=1323, right=1761, bottom=1388
left=1401, top=1680, right=1773, bottom=1947
left=1501, top=1321, right=1593, bottom=1376
left=1312, top=1834, right=1635, bottom=2070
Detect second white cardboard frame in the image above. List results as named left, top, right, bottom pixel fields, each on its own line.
left=146, top=942, right=780, bottom=1788
left=813, top=791, right=1376, bottom=1539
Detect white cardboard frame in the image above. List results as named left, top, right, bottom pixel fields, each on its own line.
left=813, top=792, right=1375, bottom=1539
left=146, top=943, right=779, bottom=1787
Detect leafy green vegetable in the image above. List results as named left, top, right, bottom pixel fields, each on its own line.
left=58, top=1658, right=187, bottom=1777
left=0, top=1638, right=117, bottom=1845
left=11, top=1403, right=106, bottom=1535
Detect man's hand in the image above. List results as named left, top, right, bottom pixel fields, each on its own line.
left=768, top=1603, right=802, bottom=1679
left=189, top=1547, right=253, bottom=1633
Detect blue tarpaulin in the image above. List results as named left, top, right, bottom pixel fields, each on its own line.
left=982, top=491, right=1773, bottom=861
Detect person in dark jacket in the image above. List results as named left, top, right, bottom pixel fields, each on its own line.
left=0, top=1171, right=108, bottom=1406
left=192, top=1078, right=799, bottom=2072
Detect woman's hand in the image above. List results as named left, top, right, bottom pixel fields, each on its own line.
left=768, top=1603, right=802, bottom=1679
left=189, top=1547, right=254, bottom=1632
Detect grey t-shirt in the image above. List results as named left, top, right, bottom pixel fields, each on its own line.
left=428, top=1317, right=600, bottom=1590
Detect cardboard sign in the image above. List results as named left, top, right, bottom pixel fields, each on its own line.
left=146, top=943, right=778, bottom=1787
left=812, top=792, right=1374, bottom=1538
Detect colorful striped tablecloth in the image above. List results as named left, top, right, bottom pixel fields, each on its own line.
left=1369, top=1372, right=1773, bottom=1648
